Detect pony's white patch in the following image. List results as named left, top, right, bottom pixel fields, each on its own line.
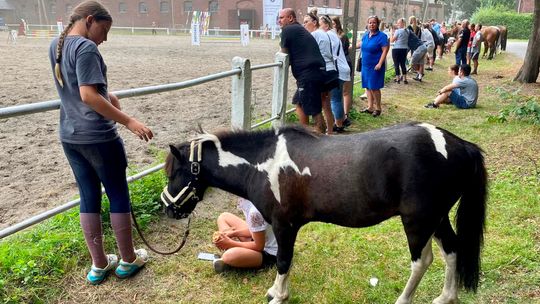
left=418, top=123, right=448, bottom=159
left=195, top=133, right=250, bottom=167
left=256, top=134, right=311, bottom=203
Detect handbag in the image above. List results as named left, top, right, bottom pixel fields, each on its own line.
left=322, top=33, right=340, bottom=92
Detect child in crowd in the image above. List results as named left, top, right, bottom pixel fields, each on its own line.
left=425, top=64, right=478, bottom=109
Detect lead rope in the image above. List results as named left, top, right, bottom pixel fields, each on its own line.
left=131, top=209, right=192, bottom=255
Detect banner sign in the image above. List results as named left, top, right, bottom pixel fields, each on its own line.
left=263, top=0, right=283, bottom=29
left=191, top=22, right=200, bottom=46
left=240, top=23, right=250, bottom=46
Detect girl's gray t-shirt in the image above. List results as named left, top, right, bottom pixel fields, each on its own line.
left=392, top=28, right=409, bottom=49
left=49, top=36, right=118, bottom=144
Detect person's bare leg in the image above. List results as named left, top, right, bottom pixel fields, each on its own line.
left=221, top=247, right=263, bottom=268
left=321, top=92, right=334, bottom=134
left=295, top=104, right=308, bottom=126
left=313, top=113, right=324, bottom=134
left=366, top=89, right=375, bottom=111
left=434, top=91, right=452, bottom=106
left=217, top=212, right=251, bottom=241
left=472, top=59, right=479, bottom=74
left=373, top=90, right=382, bottom=111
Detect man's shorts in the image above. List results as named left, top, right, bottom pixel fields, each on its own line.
left=411, top=45, right=427, bottom=65
left=470, top=51, right=480, bottom=60
left=449, top=89, right=473, bottom=109
left=292, top=79, right=322, bottom=116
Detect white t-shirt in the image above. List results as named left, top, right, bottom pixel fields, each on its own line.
left=421, top=28, right=434, bottom=48
left=237, top=198, right=278, bottom=256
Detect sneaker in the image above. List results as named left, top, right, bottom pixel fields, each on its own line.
left=360, top=93, right=368, bottom=100
left=425, top=67, right=433, bottom=71
left=213, top=258, right=230, bottom=273
left=115, top=248, right=149, bottom=279
left=87, top=254, right=118, bottom=285
left=424, top=102, right=439, bottom=109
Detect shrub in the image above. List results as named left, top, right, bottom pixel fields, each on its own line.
left=472, top=7, right=533, bottom=39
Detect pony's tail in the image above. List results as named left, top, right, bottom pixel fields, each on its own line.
left=455, top=142, right=487, bottom=292
left=501, top=29, right=507, bottom=51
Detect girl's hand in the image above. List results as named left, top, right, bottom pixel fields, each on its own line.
left=374, top=63, right=382, bottom=70
left=126, top=118, right=153, bottom=141
left=214, top=234, right=233, bottom=251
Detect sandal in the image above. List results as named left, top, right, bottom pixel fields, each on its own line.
left=372, top=110, right=381, bottom=117
left=360, top=108, right=373, bottom=114
left=87, top=254, right=118, bottom=285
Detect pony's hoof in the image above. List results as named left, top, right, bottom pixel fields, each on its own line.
left=266, top=294, right=273, bottom=302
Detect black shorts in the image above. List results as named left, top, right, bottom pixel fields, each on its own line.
left=470, top=51, right=480, bottom=60
left=292, top=79, right=322, bottom=116
left=261, top=251, right=277, bottom=268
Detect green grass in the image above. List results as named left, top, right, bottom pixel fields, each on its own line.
left=1, top=53, right=539, bottom=303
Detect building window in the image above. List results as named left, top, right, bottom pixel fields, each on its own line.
left=381, top=8, right=386, bottom=19
left=308, top=0, right=315, bottom=5
left=209, top=0, right=218, bottom=13
left=336, top=0, right=341, bottom=8
left=65, top=4, right=73, bottom=14
left=139, top=2, right=148, bottom=13
left=119, top=2, right=127, bottom=13
left=323, top=0, right=329, bottom=7
left=369, top=7, right=375, bottom=16
left=50, top=4, right=56, bottom=14
left=184, top=1, right=192, bottom=12
left=160, top=1, right=169, bottom=13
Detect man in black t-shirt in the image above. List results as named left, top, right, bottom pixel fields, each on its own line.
left=278, top=8, right=326, bottom=133
left=454, top=19, right=470, bottom=66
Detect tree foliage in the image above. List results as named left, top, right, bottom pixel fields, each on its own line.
left=472, top=7, right=533, bottom=39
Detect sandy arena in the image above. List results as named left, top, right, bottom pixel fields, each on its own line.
left=0, top=34, right=296, bottom=230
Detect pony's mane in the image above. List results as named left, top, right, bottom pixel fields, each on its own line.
left=164, top=125, right=318, bottom=175
left=193, top=124, right=317, bottom=144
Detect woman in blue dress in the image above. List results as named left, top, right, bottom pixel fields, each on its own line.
left=360, top=16, right=389, bottom=117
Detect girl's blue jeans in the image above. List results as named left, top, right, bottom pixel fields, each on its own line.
left=330, top=80, right=345, bottom=120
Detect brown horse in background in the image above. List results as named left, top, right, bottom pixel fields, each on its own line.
left=481, top=25, right=508, bottom=60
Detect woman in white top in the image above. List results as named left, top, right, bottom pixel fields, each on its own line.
left=212, top=198, right=278, bottom=272
left=319, top=14, right=351, bottom=133
left=303, top=10, right=337, bottom=134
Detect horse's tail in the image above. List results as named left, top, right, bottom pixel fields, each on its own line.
left=495, top=28, right=502, bottom=53
left=501, top=28, right=507, bottom=51
left=455, top=142, right=487, bottom=292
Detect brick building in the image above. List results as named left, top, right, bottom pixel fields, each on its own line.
left=3, top=0, right=444, bottom=29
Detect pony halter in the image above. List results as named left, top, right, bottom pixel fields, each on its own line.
left=160, top=140, right=203, bottom=219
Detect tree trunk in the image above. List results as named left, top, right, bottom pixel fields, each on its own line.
left=514, top=0, right=540, bottom=83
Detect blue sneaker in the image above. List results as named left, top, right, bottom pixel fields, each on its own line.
left=87, top=254, right=118, bottom=285
left=115, top=248, right=148, bottom=279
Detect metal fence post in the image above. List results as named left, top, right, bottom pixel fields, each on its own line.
left=271, top=52, right=289, bottom=128
left=231, top=56, right=252, bottom=130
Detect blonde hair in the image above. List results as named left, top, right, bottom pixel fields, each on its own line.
left=54, top=1, right=112, bottom=87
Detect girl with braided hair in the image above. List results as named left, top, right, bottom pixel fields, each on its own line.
left=48, top=1, right=153, bottom=285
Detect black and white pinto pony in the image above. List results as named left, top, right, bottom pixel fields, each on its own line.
left=161, top=122, right=487, bottom=304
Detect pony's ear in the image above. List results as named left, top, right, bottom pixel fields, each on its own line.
left=169, top=145, right=184, bottom=161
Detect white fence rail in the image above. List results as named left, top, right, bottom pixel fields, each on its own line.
left=0, top=52, right=290, bottom=240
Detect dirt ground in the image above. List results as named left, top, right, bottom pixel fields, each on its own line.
left=0, top=34, right=295, bottom=230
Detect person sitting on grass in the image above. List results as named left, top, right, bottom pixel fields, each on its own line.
left=425, top=64, right=478, bottom=109
left=211, top=197, right=278, bottom=273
